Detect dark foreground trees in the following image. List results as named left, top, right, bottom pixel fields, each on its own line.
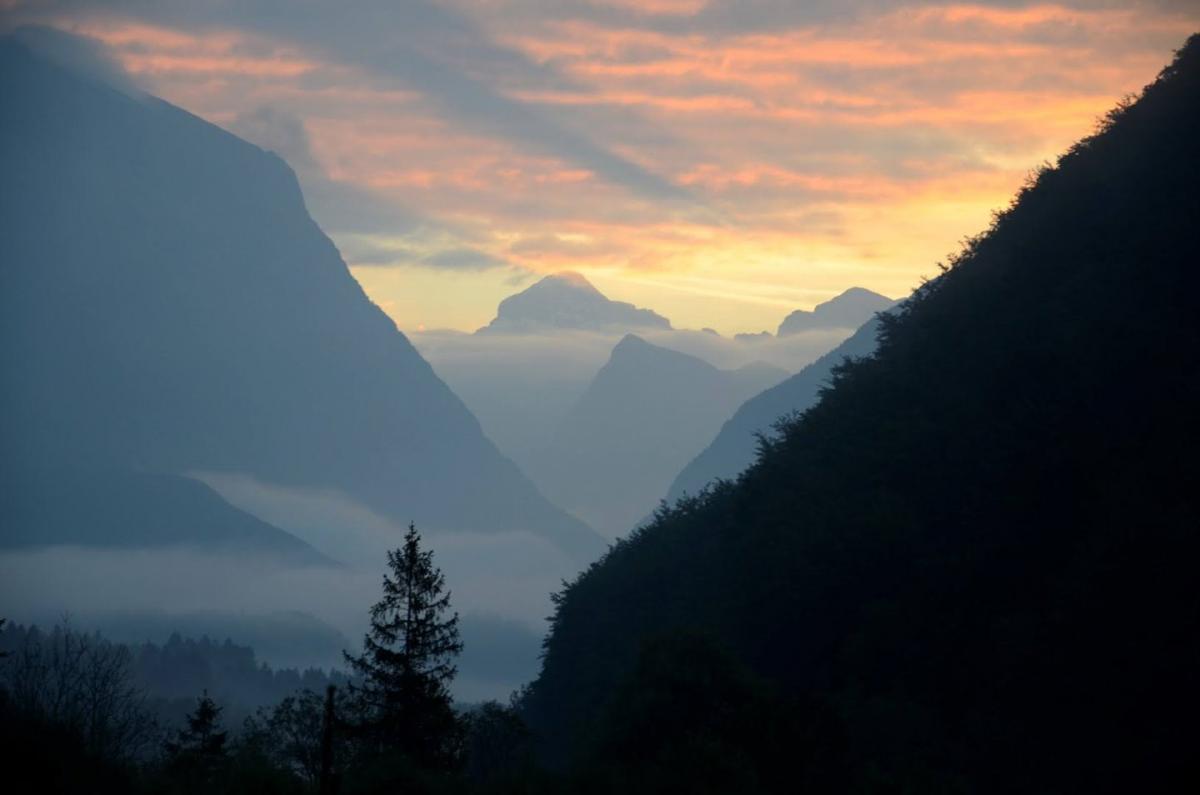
left=578, top=633, right=846, bottom=795
left=163, top=691, right=229, bottom=786
left=243, top=686, right=333, bottom=786
left=344, top=523, right=465, bottom=770
left=1, top=620, right=154, bottom=761
left=0, top=531, right=536, bottom=794
left=238, top=523, right=472, bottom=792
left=0, top=620, right=153, bottom=792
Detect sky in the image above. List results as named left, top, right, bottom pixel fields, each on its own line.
left=3, top=1, right=1196, bottom=334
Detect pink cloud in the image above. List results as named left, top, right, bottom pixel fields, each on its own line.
left=13, top=2, right=1198, bottom=331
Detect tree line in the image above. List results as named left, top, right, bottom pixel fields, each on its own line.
left=1, top=525, right=543, bottom=794
left=0, top=622, right=351, bottom=728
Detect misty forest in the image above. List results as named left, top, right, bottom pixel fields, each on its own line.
left=1, top=4, right=1198, bottom=794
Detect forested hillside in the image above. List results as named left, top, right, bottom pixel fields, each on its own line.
left=665, top=314, right=888, bottom=505
left=522, top=35, right=1200, bottom=793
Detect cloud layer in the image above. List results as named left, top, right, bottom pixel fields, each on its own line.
left=3, top=1, right=1196, bottom=332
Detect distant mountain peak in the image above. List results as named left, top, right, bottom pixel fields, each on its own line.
left=520, top=271, right=605, bottom=298
left=0, top=40, right=603, bottom=563
left=479, top=272, right=671, bottom=334
left=613, top=333, right=650, bottom=351
left=606, top=334, right=714, bottom=374
left=777, top=286, right=893, bottom=336
left=548, top=270, right=596, bottom=290
left=528, top=333, right=787, bottom=537
left=835, top=286, right=885, bottom=300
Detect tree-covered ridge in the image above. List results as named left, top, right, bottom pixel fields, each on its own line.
left=522, top=33, right=1200, bottom=793
left=664, top=313, right=888, bottom=505
left=0, top=622, right=350, bottom=724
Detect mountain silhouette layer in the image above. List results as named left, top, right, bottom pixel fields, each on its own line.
left=665, top=313, right=889, bottom=504
left=527, top=335, right=785, bottom=537
left=521, top=35, right=1200, bottom=791
left=478, top=272, right=671, bottom=334
left=775, top=286, right=892, bottom=336
left=0, top=467, right=332, bottom=566
left=0, top=39, right=602, bottom=562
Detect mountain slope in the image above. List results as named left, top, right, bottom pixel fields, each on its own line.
left=478, top=272, right=670, bottom=334
left=528, top=335, right=784, bottom=537
left=0, top=39, right=602, bottom=562
left=665, top=314, right=888, bottom=503
left=0, top=467, right=331, bottom=566
left=776, top=286, right=892, bottom=335
left=522, top=36, right=1200, bottom=792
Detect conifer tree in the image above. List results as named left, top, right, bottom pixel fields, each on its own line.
left=344, top=523, right=464, bottom=769
left=164, top=690, right=228, bottom=784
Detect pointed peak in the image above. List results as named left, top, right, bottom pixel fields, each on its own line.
left=826, top=286, right=891, bottom=303
left=778, top=286, right=894, bottom=336
left=480, top=271, right=670, bottom=334
left=518, top=271, right=606, bottom=300
left=543, top=271, right=595, bottom=289
left=606, top=334, right=711, bottom=371
left=523, top=271, right=603, bottom=298
left=614, top=333, right=649, bottom=351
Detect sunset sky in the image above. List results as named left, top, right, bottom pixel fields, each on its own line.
left=5, top=1, right=1197, bottom=334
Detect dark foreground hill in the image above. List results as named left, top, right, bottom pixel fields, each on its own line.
left=521, top=36, right=1200, bottom=792
left=664, top=314, right=889, bottom=505
left=0, top=38, right=601, bottom=562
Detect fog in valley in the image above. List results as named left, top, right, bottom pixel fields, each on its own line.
left=0, top=470, right=577, bottom=701
left=413, top=320, right=866, bottom=536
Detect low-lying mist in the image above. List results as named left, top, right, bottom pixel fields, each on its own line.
left=0, top=470, right=580, bottom=702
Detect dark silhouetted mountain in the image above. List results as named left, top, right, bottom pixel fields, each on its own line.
left=521, top=36, right=1200, bottom=792
left=478, top=272, right=671, bottom=334
left=666, top=314, right=889, bottom=504
left=0, top=467, right=331, bottom=566
left=527, top=335, right=784, bottom=537
left=775, top=286, right=892, bottom=335
left=0, top=39, right=602, bottom=562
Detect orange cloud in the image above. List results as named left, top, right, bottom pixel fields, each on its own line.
left=62, top=19, right=317, bottom=78
left=17, top=2, right=1198, bottom=333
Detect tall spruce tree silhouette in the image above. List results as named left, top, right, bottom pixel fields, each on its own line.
left=345, top=523, right=464, bottom=770
left=164, top=690, right=228, bottom=786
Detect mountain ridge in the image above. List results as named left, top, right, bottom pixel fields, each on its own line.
left=0, top=38, right=603, bottom=562
left=478, top=272, right=671, bottom=334
left=521, top=34, right=1200, bottom=790
left=0, top=467, right=334, bottom=567
left=527, top=334, right=785, bottom=537
left=776, top=286, right=893, bottom=336
left=665, top=313, right=889, bottom=504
